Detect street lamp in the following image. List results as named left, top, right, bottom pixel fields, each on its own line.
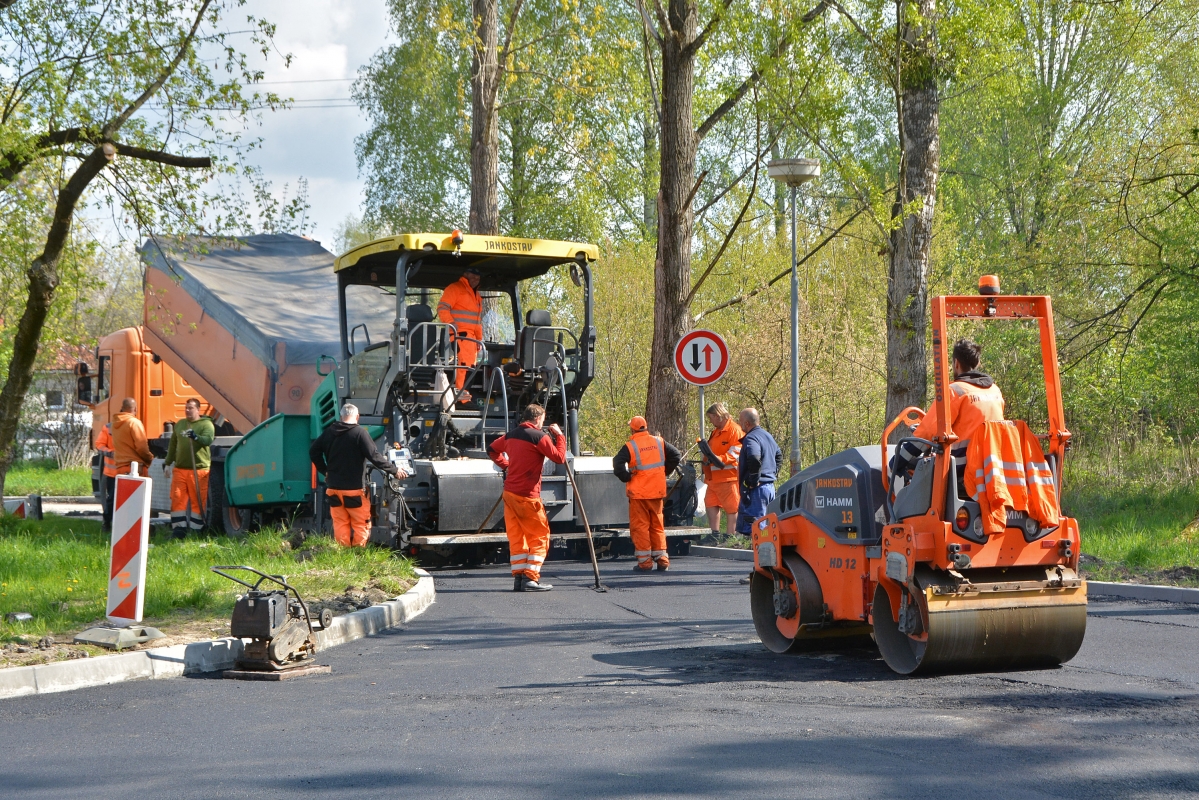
left=767, top=157, right=820, bottom=477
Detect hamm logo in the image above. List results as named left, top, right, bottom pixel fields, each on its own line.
left=817, top=495, right=853, bottom=508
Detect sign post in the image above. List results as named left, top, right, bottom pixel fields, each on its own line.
left=674, top=330, right=730, bottom=443
left=74, top=463, right=165, bottom=650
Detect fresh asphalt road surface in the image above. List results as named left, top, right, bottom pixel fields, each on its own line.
left=3, top=557, right=1198, bottom=799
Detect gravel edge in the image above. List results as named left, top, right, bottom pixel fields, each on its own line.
left=0, top=568, right=435, bottom=700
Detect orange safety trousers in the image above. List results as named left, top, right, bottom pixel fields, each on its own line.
left=629, top=498, right=668, bottom=569
left=453, top=337, right=480, bottom=390
left=170, top=468, right=209, bottom=533
left=504, top=491, right=550, bottom=580
left=327, top=488, right=372, bottom=547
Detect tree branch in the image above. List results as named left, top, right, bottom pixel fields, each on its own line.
left=102, top=0, right=213, bottom=138
left=694, top=204, right=867, bottom=322
left=114, top=144, right=212, bottom=169
left=685, top=158, right=760, bottom=306
left=0, top=128, right=86, bottom=188
left=686, top=0, right=733, bottom=57
left=635, top=0, right=663, bottom=44
left=695, top=0, right=828, bottom=142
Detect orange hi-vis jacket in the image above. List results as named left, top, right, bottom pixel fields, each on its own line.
left=94, top=423, right=117, bottom=478
left=625, top=431, right=667, bottom=499
left=702, top=419, right=743, bottom=485
left=913, top=373, right=1005, bottom=450
left=964, top=420, right=1060, bottom=535
left=437, top=276, right=483, bottom=341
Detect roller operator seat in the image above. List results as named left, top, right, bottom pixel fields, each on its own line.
left=518, top=309, right=555, bottom=372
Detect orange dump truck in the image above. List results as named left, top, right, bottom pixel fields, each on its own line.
left=80, top=234, right=345, bottom=531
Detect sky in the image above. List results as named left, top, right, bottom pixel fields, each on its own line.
left=237, top=0, right=392, bottom=247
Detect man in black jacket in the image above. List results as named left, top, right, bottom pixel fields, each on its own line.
left=309, top=403, right=407, bottom=547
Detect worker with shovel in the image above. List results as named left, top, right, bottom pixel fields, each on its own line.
left=165, top=398, right=215, bottom=539
left=488, top=403, right=567, bottom=592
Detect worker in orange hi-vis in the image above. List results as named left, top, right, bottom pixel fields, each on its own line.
left=94, top=422, right=118, bottom=532
left=487, top=403, right=568, bottom=592
left=614, top=417, right=682, bottom=572
left=894, top=338, right=1006, bottom=475
left=308, top=403, right=406, bottom=547
left=698, top=402, right=743, bottom=539
left=436, top=266, right=484, bottom=404
left=164, top=398, right=215, bottom=540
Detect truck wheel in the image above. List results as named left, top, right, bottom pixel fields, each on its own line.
left=206, top=461, right=255, bottom=538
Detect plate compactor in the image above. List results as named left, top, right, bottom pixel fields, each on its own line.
left=212, top=566, right=333, bottom=680
left=749, top=278, right=1087, bottom=675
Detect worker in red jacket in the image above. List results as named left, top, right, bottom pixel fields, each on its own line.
left=488, top=403, right=568, bottom=592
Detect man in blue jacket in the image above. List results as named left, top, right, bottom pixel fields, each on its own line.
left=736, top=408, right=783, bottom=535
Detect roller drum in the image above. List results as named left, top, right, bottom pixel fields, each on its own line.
left=874, top=580, right=1087, bottom=675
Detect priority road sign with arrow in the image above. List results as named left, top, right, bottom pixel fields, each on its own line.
left=674, top=330, right=729, bottom=386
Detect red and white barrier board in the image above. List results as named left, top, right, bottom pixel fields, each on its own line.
left=107, top=467, right=152, bottom=625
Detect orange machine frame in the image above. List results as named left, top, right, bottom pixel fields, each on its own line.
left=752, top=289, right=1080, bottom=631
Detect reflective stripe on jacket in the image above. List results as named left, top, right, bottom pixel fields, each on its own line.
left=625, top=431, right=666, bottom=499
left=95, top=424, right=117, bottom=477
left=964, top=420, right=1060, bottom=535
left=437, top=277, right=483, bottom=338
left=703, top=419, right=743, bottom=485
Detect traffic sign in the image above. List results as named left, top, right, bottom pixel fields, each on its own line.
left=674, top=330, right=729, bottom=386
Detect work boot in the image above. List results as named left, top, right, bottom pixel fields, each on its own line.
left=513, top=575, right=525, bottom=592
left=172, top=530, right=187, bottom=541
left=633, top=563, right=653, bottom=572
left=656, top=559, right=670, bottom=572
left=523, top=578, right=552, bottom=592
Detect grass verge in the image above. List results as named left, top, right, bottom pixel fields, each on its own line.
left=5, top=459, right=92, bottom=496
left=0, top=514, right=417, bottom=666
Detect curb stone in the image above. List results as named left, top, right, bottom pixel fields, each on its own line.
left=688, top=548, right=1199, bottom=605
left=1086, top=580, right=1199, bottom=605
left=0, top=569, right=434, bottom=700
left=691, top=545, right=754, bottom=562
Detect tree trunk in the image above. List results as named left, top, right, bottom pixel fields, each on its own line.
left=642, top=107, right=658, bottom=236
left=885, top=0, right=939, bottom=428
left=0, top=147, right=110, bottom=503
left=645, top=0, right=698, bottom=447
left=470, top=0, right=500, bottom=236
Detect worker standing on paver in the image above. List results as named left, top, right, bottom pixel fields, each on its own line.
left=309, top=403, right=407, bottom=547
left=164, top=398, right=215, bottom=539
left=436, top=266, right=484, bottom=403
left=736, top=408, right=782, bottom=535
left=94, top=422, right=117, bottom=532
left=698, top=402, right=743, bottom=539
left=488, top=404, right=567, bottom=592
left=614, top=417, right=682, bottom=572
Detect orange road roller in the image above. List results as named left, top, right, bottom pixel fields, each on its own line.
left=749, top=278, right=1087, bottom=674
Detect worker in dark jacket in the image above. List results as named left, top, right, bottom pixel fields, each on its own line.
left=164, top=398, right=216, bottom=539
left=309, top=403, right=406, bottom=547
left=736, top=408, right=782, bottom=535
left=488, top=403, right=568, bottom=592
left=613, top=417, right=682, bottom=571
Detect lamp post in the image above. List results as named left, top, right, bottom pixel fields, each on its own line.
left=767, top=157, right=820, bottom=477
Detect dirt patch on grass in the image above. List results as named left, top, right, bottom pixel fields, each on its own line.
left=1079, top=553, right=1199, bottom=588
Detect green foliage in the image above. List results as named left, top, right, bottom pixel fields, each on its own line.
left=0, top=515, right=417, bottom=640
left=4, top=460, right=91, bottom=496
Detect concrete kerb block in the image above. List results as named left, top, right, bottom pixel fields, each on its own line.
left=315, top=570, right=435, bottom=652
left=1087, top=581, right=1199, bottom=605
left=0, top=665, right=37, bottom=699
left=0, top=568, right=435, bottom=700
left=691, top=545, right=754, bottom=562
left=33, top=650, right=153, bottom=694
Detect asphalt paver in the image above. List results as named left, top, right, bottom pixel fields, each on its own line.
left=2, top=556, right=1198, bottom=798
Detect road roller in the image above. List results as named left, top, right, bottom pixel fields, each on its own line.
left=749, top=278, right=1087, bottom=674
